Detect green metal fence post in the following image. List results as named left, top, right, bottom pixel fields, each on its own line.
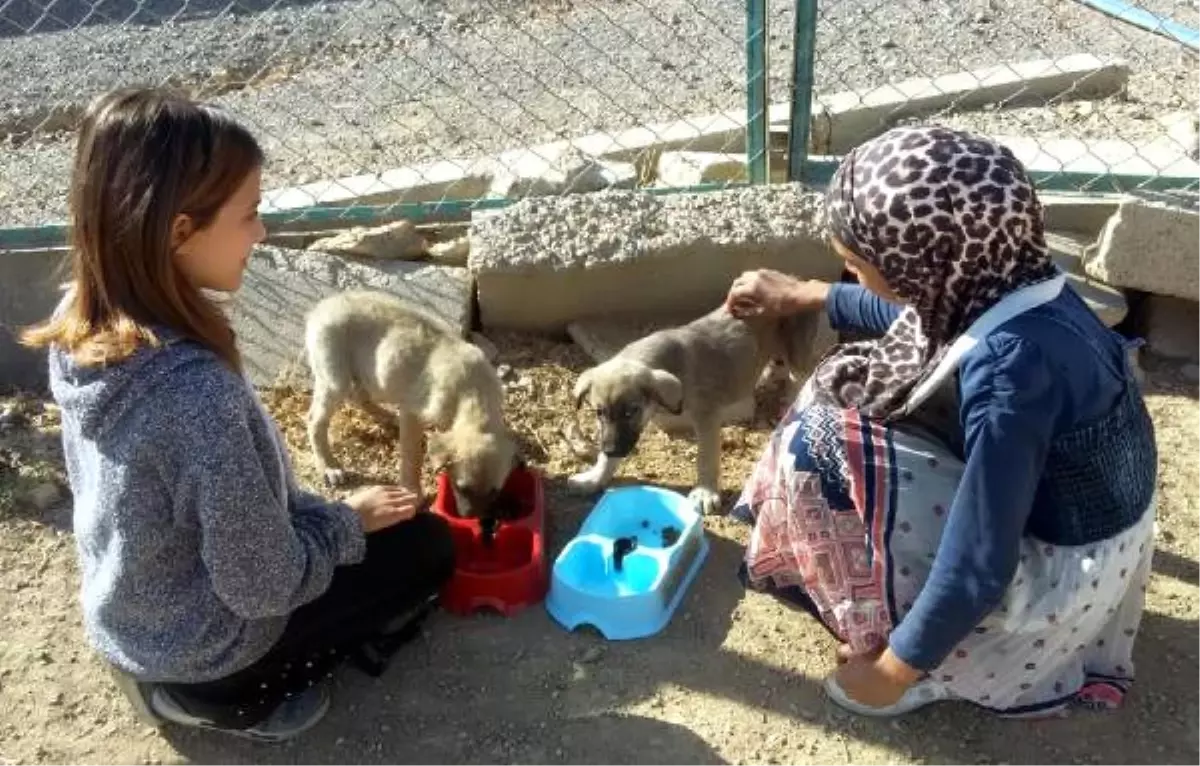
left=745, top=0, right=770, bottom=184
left=787, top=0, right=818, bottom=183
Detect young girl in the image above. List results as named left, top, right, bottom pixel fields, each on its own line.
left=725, top=126, right=1157, bottom=718
left=21, top=87, right=456, bottom=742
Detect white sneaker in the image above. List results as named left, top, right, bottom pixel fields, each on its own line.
left=824, top=674, right=950, bottom=717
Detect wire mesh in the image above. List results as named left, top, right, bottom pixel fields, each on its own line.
left=0, top=0, right=773, bottom=236
left=787, top=0, right=1199, bottom=198
left=0, top=0, right=1196, bottom=242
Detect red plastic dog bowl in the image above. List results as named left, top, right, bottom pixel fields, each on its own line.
left=430, top=465, right=548, bottom=617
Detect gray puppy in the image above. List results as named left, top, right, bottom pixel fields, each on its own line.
left=569, top=304, right=823, bottom=514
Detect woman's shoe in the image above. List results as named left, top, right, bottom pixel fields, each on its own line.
left=823, top=673, right=949, bottom=717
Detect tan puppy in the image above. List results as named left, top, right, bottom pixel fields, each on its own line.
left=305, top=290, right=519, bottom=518
left=570, top=305, right=821, bottom=514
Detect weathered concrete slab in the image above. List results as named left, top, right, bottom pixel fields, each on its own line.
left=230, top=246, right=473, bottom=388
left=791, top=54, right=1130, bottom=155
left=1136, top=294, right=1199, bottom=362
left=1040, top=194, right=1124, bottom=236
left=488, top=146, right=638, bottom=198
left=1044, top=231, right=1129, bottom=327
left=1084, top=198, right=1200, bottom=301
left=469, top=184, right=843, bottom=333
left=307, top=219, right=428, bottom=260
left=261, top=158, right=493, bottom=214
left=0, top=249, right=69, bottom=392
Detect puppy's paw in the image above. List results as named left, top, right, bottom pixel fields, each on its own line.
left=322, top=467, right=348, bottom=488
left=688, top=486, right=723, bottom=515
left=567, top=470, right=605, bottom=494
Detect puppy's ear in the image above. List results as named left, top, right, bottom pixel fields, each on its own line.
left=573, top=369, right=594, bottom=410
left=644, top=369, right=684, bottom=415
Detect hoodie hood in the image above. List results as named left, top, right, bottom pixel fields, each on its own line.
left=49, top=328, right=224, bottom=441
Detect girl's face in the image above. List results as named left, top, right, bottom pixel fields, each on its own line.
left=173, top=166, right=266, bottom=293
left=830, top=235, right=903, bottom=304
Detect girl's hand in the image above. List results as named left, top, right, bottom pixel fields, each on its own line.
left=830, top=648, right=922, bottom=708
left=345, top=485, right=420, bottom=532
left=725, top=269, right=830, bottom=318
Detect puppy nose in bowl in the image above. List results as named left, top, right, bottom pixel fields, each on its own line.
left=429, top=465, right=548, bottom=617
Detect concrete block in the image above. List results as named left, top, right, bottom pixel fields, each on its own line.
left=797, top=54, right=1129, bottom=154
left=427, top=237, right=470, bottom=267
left=261, top=158, right=492, bottom=214
left=307, top=219, right=427, bottom=260
left=1137, top=294, right=1198, bottom=362
left=488, top=146, right=638, bottom=198
left=566, top=312, right=755, bottom=436
left=1045, top=231, right=1129, bottom=327
left=469, top=184, right=844, bottom=333
left=1084, top=198, right=1199, bottom=301
left=1039, top=194, right=1123, bottom=237
left=229, top=245, right=473, bottom=387
left=656, top=152, right=750, bottom=187
left=0, top=248, right=68, bottom=393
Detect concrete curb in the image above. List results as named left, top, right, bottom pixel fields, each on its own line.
left=468, top=184, right=844, bottom=333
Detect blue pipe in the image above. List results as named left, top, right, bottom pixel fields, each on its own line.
left=1070, top=0, right=1199, bottom=50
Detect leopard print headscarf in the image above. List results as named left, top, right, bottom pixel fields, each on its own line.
left=811, top=125, right=1058, bottom=420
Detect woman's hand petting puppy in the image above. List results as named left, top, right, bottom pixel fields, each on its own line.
left=725, top=269, right=830, bottom=319
left=345, top=485, right=421, bottom=532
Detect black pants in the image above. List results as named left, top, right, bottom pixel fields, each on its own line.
left=163, top=511, right=456, bottom=729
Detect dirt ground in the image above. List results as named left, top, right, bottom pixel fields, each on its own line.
left=0, top=333, right=1196, bottom=766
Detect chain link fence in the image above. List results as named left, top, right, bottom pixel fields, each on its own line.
left=0, top=0, right=1196, bottom=243
left=0, top=0, right=771, bottom=239
left=780, top=0, right=1199, bottom=200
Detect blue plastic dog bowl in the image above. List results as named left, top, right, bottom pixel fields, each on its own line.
left=545, top=485, right=710, bottom=640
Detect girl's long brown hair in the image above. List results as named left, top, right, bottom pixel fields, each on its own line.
left=21, top=87, right=264, bottom=371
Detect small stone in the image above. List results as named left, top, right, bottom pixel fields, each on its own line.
left=427, top=236, right=469, bottom=266
left=880, top=38, right=897, bottom=49
left=308, top=220, right=428, bottom=261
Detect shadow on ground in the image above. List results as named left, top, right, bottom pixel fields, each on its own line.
left=161, top=492, right=1199, bottom=764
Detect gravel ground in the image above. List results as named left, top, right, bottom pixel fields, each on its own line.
left=0, top=0, right=1197, bottom=226
left=0, top=340, right=1196, bottom=765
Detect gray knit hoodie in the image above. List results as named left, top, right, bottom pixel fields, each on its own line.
left=49, top=328, right=366, bottom=683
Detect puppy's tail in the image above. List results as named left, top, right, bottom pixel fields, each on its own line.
left=303, top=314, right=358, bottom=394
